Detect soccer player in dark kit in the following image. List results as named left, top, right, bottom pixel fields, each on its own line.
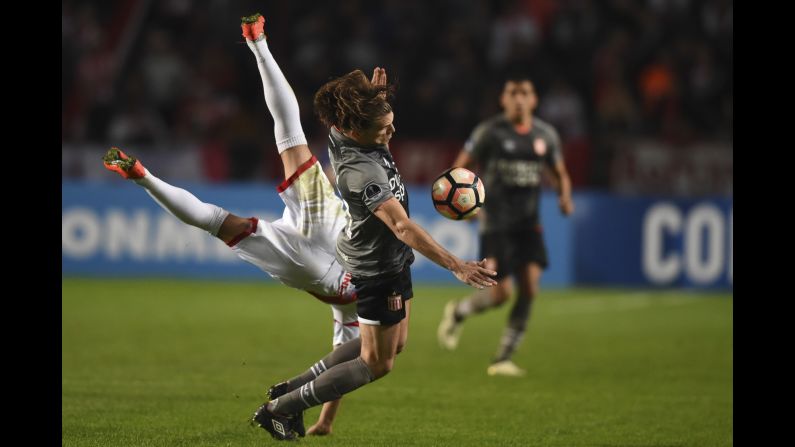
left=437, top=75, right=575, bottom=377
left=248, top=28, right=498, bottom=442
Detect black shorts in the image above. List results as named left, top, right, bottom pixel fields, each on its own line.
left=351, top=266, right=414, bottom=326
left=480, top=226, right=548, bottom=280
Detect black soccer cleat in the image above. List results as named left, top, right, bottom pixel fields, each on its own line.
left=267, top=381, right=289, bottom=399
left=293, top=412, right=306, bottom=438
left=265, top=382, right=306, bottom=436
left=252, top=402, right=300, bottom=441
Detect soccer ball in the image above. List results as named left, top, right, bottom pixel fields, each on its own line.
left=431, top=167, right=485, bottom=220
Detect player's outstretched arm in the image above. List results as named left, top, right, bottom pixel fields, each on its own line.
left=373, top=198, right=497, bottom=289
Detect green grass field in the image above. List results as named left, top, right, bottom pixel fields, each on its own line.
left=63, top=279, right=732, bottom=446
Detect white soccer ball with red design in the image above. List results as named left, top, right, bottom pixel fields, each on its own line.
left=431, top=167, right=485, bottom=220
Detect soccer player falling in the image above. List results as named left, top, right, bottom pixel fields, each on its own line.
left=104, top=12, right=361, bottom=437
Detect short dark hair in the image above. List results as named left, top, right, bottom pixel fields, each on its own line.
left=503, top=71, right=533, bottom=86
left=499, top=63, right=534, bottom=84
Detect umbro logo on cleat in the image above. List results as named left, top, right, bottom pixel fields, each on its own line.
left=272, top=420, right=286, bottom=437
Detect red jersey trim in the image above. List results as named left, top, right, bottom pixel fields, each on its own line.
left=277, top=156, right=318, bottom=193
left=226, top=217, right=259, bottom=247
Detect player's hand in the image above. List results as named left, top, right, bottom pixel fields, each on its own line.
left=371, top=67, right=387, bottom=99
left=371, top=67, right=387, bottom=87
left=559, top=196, right=574, bottom=216
left=452, top=259, right=498, bottom=289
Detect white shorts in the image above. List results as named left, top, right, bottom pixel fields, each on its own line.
left=228, top=156, right=359, bottom=345
left=332, top=302, right=360, bottom=346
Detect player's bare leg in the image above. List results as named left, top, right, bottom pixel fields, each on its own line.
left=397, top=299, right=411, bottom=354
left=357, top=299, right=411, bottom=378
left=358, top=323, right=402, bottom=379
left=303, top=317, right=406, bottom=436
left=300, top=302, right=408, bottom=436
left=265, top=302, right=409, bottom=409
left=488, top=262, right=541, bottom=377
left=438, top=258, right=510, bottom=349
left=306, top=400, right=339, bottom=436
left=306, top=303, right=409, bottom=436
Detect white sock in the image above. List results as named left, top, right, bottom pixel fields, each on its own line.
left=246, top=36, right=307, bottom=153
left=135, top=170, right=229, bottom=236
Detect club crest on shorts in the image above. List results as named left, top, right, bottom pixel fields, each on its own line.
left=388, top=293, right=403, bottom=311
left=534, top=138, right=547, bottom=156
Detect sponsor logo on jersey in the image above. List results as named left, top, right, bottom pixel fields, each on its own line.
left=496, top=159, right=542, bottom=186
left=389, top=173, right=406, bottom=202
left=503, top=139, right=517, bottom=152
left=534, top=138, right=547, bottom=156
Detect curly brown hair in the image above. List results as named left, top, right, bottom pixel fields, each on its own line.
left=314, top=70, right=395, bottom=133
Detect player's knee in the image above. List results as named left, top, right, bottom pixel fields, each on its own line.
left=361, top=352, right=396, bottom=379
left=396, top=340, right=407, bottom=355
left=369, top=358, right=395, bottom=379
left=381, top=358, right=396, bottom=376
left=492, top=288, right=511, bottom=306
left=493, top=295, right=509, bottom=306
left=519, top=283, right=540, bottom=299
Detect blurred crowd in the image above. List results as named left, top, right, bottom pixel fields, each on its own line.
left=62, top=0, right=732, bottom=186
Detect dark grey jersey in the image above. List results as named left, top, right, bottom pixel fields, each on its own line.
left=328, top=127, right=414, bottom=279
left=465, top=114, right=562, bottom=232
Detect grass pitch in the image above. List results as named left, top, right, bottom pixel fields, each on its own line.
left=63, top=279, right=732, bottom=446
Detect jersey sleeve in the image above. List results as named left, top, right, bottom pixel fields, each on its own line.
left=346, top=158, right=394, bottom=212
left=463, top=121, right=492, bottom=162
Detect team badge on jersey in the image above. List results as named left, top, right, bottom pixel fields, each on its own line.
left=364, top=183, right=382, bottom=199
left=503, top=139, right=517, bottom=152
left=534, top=138, right=547, bottom=156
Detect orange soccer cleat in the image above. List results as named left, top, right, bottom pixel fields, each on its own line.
left=241, top=13, right=266, bottom=42
left=102, top=147, right=146, bottom=180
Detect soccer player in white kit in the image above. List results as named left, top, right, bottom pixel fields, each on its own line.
left=102, top=13, right=358, bottom=435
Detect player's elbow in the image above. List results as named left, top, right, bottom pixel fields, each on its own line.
left=392, top=219, right=413, bottom=242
